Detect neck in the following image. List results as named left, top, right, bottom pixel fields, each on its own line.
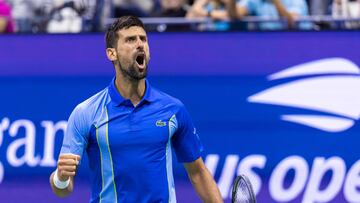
left=115, top=74, right=146, bottom=107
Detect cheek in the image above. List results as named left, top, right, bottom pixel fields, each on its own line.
left=146, top=51, right=150, bottom=61
left=117, top=55, right=131, bottom=67
left=145, top=46, right=150, bottom=57
left=117, top=49, right=132, bottom=61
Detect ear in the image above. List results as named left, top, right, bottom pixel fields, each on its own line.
left=106, top=48, right=117, bottom=61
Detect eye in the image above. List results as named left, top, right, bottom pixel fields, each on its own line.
left=126, top=37, right=136, bottom=42
left=140, top=36, right=147, bottom=42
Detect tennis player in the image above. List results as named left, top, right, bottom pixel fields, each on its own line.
left=49, top=15, right=223, bottom=203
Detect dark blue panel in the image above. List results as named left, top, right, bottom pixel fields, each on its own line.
left=0, top=32, right=360, bottom=76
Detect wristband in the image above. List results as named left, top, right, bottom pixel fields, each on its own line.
left=53, top=169, right=70, bottom=189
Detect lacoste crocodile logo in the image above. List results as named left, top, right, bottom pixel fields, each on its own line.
left=156, top=120, right=167, bottom=127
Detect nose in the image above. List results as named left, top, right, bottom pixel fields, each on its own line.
left=136, top=37, right=144, bottom=50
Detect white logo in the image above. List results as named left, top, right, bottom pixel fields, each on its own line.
left=247, top=58, right=360, bottom=132
left=0, top=117, right=67, bottom=184
left=205, top=154, right=360, bottom=203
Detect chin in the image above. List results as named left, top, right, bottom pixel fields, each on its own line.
left=138, top=73, right=147, bottom=80
left=131, top=72, right=147, bottom=80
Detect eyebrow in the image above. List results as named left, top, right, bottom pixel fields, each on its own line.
left=125, top=34, right=147, bottom=39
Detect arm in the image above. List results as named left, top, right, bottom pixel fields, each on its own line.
left=233, top=0, right=251, bottom=19
left=184, top=157, right=223, bottom=203
left=272, top=0, right=296, bottom=27
left=223, top=0, right=237, bottom=19
left=235, top=4, right=249, bottom=19
left=207, top=0, right=237, bottom=20
left=50, top=104, right=89, bottom=197
left=208, top=9, right=230, bottom=20
left=0, top=17, right=7, bottom=33
left=186, top=0, right=209, bottom=18
left=49, top=153, right=80, bottom=197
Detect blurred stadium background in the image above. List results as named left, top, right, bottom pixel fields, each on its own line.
left=0, top=0, right=360, bottom=203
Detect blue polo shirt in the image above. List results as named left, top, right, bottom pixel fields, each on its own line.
left=60, top=78, right=203, bottom=203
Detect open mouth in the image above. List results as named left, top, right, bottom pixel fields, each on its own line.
left=136, top=54, right=145, bottom=67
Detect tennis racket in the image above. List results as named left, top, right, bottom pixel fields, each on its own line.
left=231, top=174, right=257, bottom=203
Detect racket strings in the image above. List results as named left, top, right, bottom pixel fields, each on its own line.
left=234, top=179, right=252, bottom=203
left=232, top=175, right=256, bottom=203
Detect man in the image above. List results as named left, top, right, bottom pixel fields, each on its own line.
left=151, top=0, right=188, bottom=17
left=49, top=16, right=223, bottom=203
left=186, top=0, right=237, bottom=20
left=236, top=0, right=310, bottom=30
left=186, top=0, right=237, bottom=31
left=0, top=0, right=15, bottom=33
left=188, top=0, right=309, bottom=30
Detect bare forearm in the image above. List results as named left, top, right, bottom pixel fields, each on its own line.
left=210, top=10, right=229, bottom=20
left=186, top=0, right=209, bottom=18
left=272, top=0, right=294, bottom=18
left=185, top=158, right=223, bottom=202
left=49, top=171, right=74, bottom=197
left=193, top=0, right=210, bottom=9
left=225, top=0, right=237, bottom=19
left=0, top=18, right=7, bottom=32
left=50, top=153, right=80, bottom=197
left=235, top=5, right=249, bottom=19
left=208, top=0, right=236, bottom=20
left=188, top=168, right=223, bottom=203
left=272, top=0, right=297, bottom=27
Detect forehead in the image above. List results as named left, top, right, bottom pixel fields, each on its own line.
left=117, top=26, right=147, bottom=38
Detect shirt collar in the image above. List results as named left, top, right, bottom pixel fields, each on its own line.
left=108, top=77, right=156, bottom=106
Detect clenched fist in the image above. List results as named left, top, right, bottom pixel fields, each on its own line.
left=57, top=153, right=80, bottom=181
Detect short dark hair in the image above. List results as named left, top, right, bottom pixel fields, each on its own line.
left=105, top=16, right=145, bottom=49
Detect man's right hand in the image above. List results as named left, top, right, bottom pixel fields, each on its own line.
left=57, top=153, right=80, bottom=181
